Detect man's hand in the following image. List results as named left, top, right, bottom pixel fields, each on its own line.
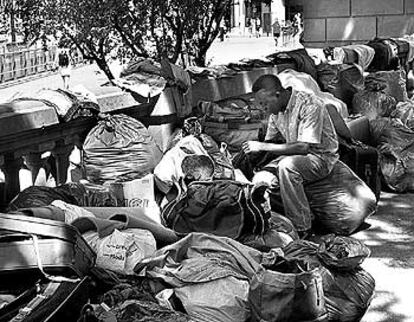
left=242, top=141, right=265, bottom=154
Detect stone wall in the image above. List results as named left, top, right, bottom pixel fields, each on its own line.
left=288, top=0, right=414, bottom=47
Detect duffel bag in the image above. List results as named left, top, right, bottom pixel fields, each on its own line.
left=161, top=180, right=270, bottom=240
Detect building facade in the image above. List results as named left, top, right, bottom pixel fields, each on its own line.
left=288, top=0, right=414, bottom=47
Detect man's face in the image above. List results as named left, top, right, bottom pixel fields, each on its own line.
left=255, top=89, right=284, bottom=115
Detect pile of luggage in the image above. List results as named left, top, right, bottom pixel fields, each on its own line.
left=319, top=37, right=414, bottom=193
left=10, top=38, right=414, bottom=320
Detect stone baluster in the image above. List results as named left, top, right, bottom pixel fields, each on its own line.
left=51, top=140, right=74, bottom=185
left=0, top=154, right=23, bottom=203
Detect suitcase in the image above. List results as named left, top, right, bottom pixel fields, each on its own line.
left=367, top=38, right=400, bottom=72
left=0, top=276, right=92, bottom=322
left=339, top=140, right=382, bottom=201
left=326, top=104, right=381, bottom=200
left=387, top=38, right=410, bottom=72
left=0, top=213, right=96, bottom=278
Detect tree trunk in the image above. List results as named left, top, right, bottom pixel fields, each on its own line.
left=194, top=45, right=208, bottom=67
left=95, top=58, right=114, bottom=81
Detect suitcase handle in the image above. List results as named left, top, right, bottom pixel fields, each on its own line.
left=30, top=234, right=81, bottom=284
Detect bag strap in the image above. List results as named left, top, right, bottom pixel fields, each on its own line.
left=202, top=120, right=264, bottom=130
left=9, top=282, right=61, bottom=322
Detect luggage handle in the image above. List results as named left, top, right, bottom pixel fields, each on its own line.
left=29, top=234, right=81, bottom=283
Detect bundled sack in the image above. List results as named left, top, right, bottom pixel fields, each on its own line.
left=83, top=228, right=156, bottom=275
left=306, top=161, right=377, bottom=235
left=241, top=212, right=299, bottom=251
left=367, top=70, right=408, bottom=103
left=83, top=114, right=162, bottom=184
left=391, top=101, right=414, bottom=129
left=7, top=182, right=86, bottom=212
left=370, top=117, right=414, bottom=192
left=317, top=235, right=371, bottom=271
left=317, top=63, right=364, bottom=109
left=249, top=258, right=327, bottom=322
left=322, top=268, right=375, bottom=322
left=199, top=94, right=266, bottom=153
left=161, top=180, right=270, bottom=240
left=154, top=135, right=210, bottom=193
left=165, top=118, right=235, bottom=180
left=283, top=239, right=375, bottom=322
left=352, top=77, right=397, bottom=120
left=269, top=161, right=377, bottom=235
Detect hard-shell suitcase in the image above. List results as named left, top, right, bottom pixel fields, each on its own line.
left=0, top=276, right=92, bottom=322
left=0, top=213, right=96, bottom=277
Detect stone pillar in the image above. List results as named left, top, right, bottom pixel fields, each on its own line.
left=0, top=154, right=23, bottom=203
left=23, top=153, right=43, bottom=184
left=51, top=141, right=74, bottom=185
left=239, top=0, right=246, bottom=34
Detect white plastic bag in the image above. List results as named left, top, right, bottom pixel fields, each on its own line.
left=84, top=228, right=156, bottom=275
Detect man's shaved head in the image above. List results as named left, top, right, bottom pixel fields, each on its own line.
left=252, top=74, right=283, bottom=93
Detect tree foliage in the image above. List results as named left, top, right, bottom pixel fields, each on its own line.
left=6, top=0, right=232, bottom=79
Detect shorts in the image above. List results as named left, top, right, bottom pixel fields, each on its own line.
left=60, top=66, right=71, bottom=77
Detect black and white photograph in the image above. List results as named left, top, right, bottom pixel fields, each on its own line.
left=0, top=0, right=413, bottom=321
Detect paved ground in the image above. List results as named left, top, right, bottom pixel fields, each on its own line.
left=1, top=36, right=413, bottom=322
left=355, top=192, right=414, bottom=322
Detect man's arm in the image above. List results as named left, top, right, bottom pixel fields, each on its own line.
left=242, top=141, right=309, bottom=155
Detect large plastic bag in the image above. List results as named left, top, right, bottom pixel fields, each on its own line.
left=317, top=63, right=364, bottom=109
left=317, top=235, right=371, bottom=271
left=283, top=240, right=375, bottom=322
left=278, top=69, right=349, bottom=118
left=83, top=114, right=162, bottom=184
left=368, top=70, right=408, bottom=102
left=270, top=161, right=377, bottom=235
left=83, top=228, right=156, bottom=275
left=305, top=161, right=377, bottom=235
left=352, top=90, right=397, bottom=120
left=391, top=101, right=414, bottom=129
left=322, top=268, right=375, bottom=322
left=370, top=117, right=414, bottom=192
left=154, top=135, right=209, bottom=193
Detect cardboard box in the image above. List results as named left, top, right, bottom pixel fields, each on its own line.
left=108, top=174, right=155, bottom=208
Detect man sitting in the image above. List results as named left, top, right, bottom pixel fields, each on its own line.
left=242, top=74, right=339, bottom=237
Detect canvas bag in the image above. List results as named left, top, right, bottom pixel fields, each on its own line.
left=249, top=259, right=327, bottom=322
left=161, top=180, right=270, bottom=240
left=199, top=95, right=266, bottom=153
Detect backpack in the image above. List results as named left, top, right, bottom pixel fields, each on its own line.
left=161, top=180, right=270, bottom=240
left=198, top=94, right=267, bottom=153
